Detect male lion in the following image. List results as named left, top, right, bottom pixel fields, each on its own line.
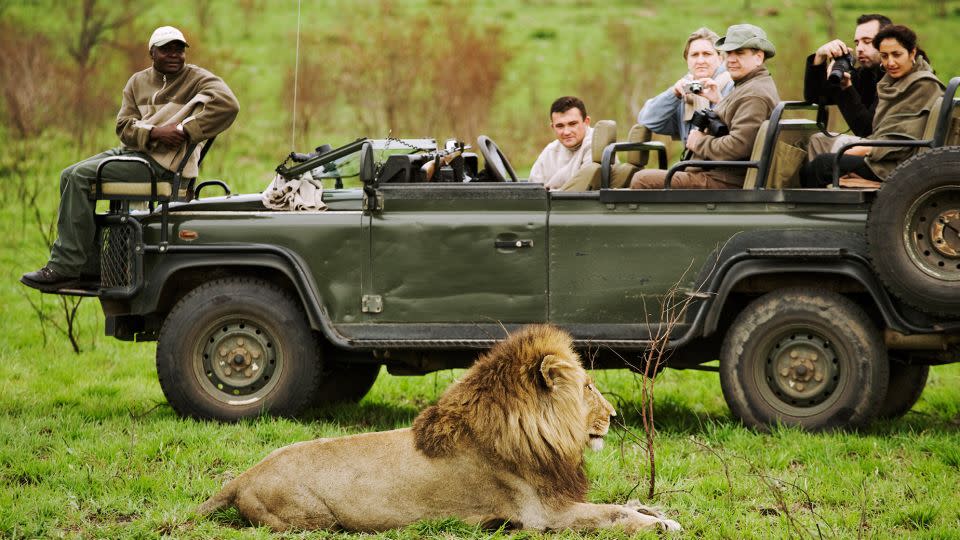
left=197, top=324, right=681, bottom=533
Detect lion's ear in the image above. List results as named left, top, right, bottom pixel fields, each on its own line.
left=540, top=354, right=564, bottom=389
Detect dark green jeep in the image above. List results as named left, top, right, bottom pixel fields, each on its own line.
left=61, top=80, right=960, bottom=431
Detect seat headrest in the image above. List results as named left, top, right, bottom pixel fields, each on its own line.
left=922, top=97, right=943, bottom=142
left=624, top=124, right=652, bottom=166
left=592, top=120, right=617, bottom=163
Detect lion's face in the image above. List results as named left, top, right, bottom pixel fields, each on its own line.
left=584, top=378, right=616, bottom=451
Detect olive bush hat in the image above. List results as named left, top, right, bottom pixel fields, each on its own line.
left=715, top=23, right=776, bottom=58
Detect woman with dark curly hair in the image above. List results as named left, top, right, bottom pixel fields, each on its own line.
left=801, top=24, right=944, bottom=188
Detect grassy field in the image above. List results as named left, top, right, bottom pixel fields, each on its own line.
left=2, top=337, right=960, bottom=538
left=2, top=0, right=960, bottom=538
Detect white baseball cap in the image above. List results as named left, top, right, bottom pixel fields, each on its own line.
left=149, top=26, right=189, bottom=49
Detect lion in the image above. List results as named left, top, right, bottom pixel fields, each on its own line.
left=196, top=324, right=681, bottom=533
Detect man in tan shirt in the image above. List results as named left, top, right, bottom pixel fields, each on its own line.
left=631, top=24, right=780, bottom=189
left=528, top=96, right=594, bottom=190
left=22, top=26, right=239, bottom=291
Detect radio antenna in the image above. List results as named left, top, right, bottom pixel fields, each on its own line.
left=290, top=0, right=302, bottom=151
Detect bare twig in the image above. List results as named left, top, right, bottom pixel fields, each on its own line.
left=635, top=259, right=700, bottom=498
left=20, top=287, right=86, bottom=354
left=689, top=437, right=734, bottom=507
left=13, top=144, right=89, bottom=354
left=129, top=401, right=166, bottom=420
left=692, top=439, right=835, bottom=539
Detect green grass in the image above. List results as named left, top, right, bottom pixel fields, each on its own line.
left=2, top=0, right=960, bottom=538
left=2, top=326, right=959, bottom=538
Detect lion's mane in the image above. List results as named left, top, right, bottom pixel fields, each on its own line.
left=412, top=324, right=590, bottom=505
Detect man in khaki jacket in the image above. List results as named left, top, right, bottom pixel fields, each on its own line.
left=22, top=26, right=239, bottom=291
left=631, top=24, right=780, bottom=189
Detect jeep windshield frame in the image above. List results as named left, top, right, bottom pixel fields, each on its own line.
left=276, top=138, right=438, bottom=185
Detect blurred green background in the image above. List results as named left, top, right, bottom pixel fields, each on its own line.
left=3, top=0, right=959, bottom=190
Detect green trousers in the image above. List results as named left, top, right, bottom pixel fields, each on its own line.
left=48, top=147, right=173, bottom=276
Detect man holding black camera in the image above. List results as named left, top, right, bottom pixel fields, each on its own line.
left=637, top=27, right=734, bottom=144
left=804, top=14, right=891, bottom=157
left=631, top=24, right=779, bottom=189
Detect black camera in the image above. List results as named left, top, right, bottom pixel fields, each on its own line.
left=690, top=108, right=729, bottom=136
left=828, top=53, right=855, bottom=85
left=686, top=81, right=703, bottom=95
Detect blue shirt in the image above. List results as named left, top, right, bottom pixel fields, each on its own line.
left=637, top=65, right=735, bottom=143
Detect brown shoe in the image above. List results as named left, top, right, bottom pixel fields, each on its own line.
left=20, top=266, right=79, bottom=291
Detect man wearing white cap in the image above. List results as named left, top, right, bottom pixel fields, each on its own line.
left=22, top=26, right=240, bottom=291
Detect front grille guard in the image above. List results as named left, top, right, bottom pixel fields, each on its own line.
left=96, top=215, right=144, bottom=298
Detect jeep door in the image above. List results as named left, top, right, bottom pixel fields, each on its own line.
left=359, top=183, right=548, bottom=335
left=547, top=194, right=714, bottom=340
left=546, top=191, right=870, bottom=341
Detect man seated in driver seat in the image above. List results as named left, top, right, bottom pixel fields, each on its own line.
left=529, top=96, right=593, bottom=189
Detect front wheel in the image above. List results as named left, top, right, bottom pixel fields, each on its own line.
left=156, top=277, right=321, bottom=421
left=719, top=288, right=888, bottom=431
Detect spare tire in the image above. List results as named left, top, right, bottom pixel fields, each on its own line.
left=866, top=147, right=960, bottom=316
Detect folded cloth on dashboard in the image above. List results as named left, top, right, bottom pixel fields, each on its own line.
left=261, top=173, right=327, bottom=211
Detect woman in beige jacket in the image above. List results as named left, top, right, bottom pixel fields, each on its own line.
left=800, top=25, right=943, bottom=188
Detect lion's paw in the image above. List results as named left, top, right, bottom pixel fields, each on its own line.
left=625, top=499, right=666, bottom=519
left=657, top=518, right=682, bottom=532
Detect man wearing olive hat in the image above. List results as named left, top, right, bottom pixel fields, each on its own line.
left=22, top=26, right=240, bottom=291
left=631, top=23, right=780, bottom=189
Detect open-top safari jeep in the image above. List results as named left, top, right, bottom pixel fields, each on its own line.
left=56, top=77, right=960, bottom=431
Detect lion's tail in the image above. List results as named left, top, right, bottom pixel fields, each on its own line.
left=196, top=479, right=239, bottom=516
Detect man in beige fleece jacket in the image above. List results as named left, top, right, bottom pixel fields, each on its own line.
left=528, top=96, right=593, bottom=190
left=22, top=26, right=239, bottom=291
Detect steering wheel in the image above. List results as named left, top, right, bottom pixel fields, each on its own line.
left=477, top=135, right=518, bottom=182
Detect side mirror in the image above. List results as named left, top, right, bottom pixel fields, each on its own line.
left=359, top=141, right=376, bottom=185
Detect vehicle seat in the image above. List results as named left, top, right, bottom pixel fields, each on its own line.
left=743, top=119, right=817, bottom=189
left=91, top=137, right=216, bottom=247
left=92, top=137, right=215, bottom=208
left=947, top=106, right=960, bottom=147
left=607, top=124, right=653, bottom=189
left=560, top=120, right=616, bottom=191
left=920, top=97, right=960, bottom=152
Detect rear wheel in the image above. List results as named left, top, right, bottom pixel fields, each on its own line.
left=720, top=288, right=888, bottom=431
left=314, top=353, right=380, bottom=404
left=156, top=278, right=320, bottom=421
left=878, top=357, right=929, bottom=419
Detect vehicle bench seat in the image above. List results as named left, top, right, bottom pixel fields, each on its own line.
left=743, top=119, right=818, bottom=189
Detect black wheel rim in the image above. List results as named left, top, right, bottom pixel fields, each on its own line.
left=753, top=323, right=847, bottom=417
left=193, top=316, right=283, bottom=405
left=904, top=185, right=960, bottom=281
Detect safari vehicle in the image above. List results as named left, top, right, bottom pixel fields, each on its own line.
left=60, top=78, right=960, bottom=431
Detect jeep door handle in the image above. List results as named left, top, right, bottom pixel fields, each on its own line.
left=495, top=239, right=534, bottom=249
